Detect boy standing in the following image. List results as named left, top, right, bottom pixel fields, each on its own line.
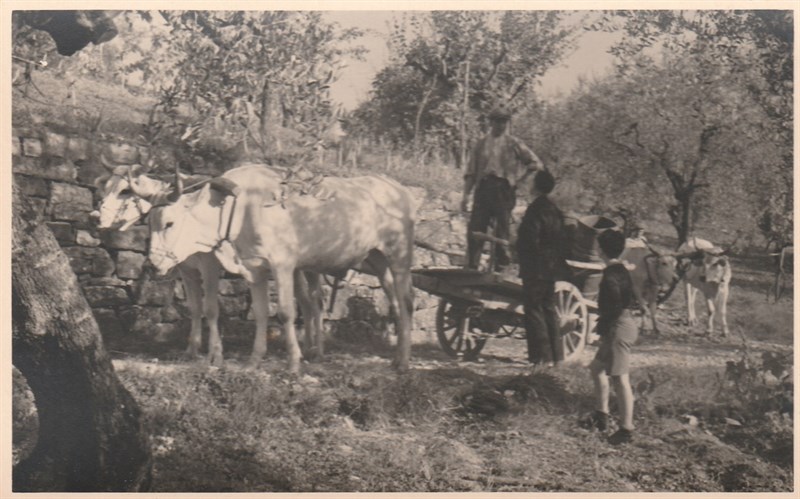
left=586, top=230, right=639, bottom=444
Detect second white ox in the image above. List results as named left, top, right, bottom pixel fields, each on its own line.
left=677, top=237, right=733, bottom=336
left=146, top=170, right=416, bottom=373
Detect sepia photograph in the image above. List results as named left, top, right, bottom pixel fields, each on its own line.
left=5, top=1, right=795, bottom=494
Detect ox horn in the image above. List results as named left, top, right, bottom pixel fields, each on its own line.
left=99, top=153, right=117, bottom=172
left=645, top=242, right=662, bottom=257
left=165, top=164, right=183, bottom=203
left=126, top=166, right=150, bottom=199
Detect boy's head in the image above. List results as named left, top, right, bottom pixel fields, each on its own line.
left=598, top=229, right=625, bottom=260
left=533, top=169, right=555, bottom=196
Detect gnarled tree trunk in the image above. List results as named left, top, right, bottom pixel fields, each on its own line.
left=12, top=184, right=152, bottom=492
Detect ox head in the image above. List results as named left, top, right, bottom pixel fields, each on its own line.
left=91, top=155, right=158, bottom=230
left=677, top=236, right=736, bottom=285
left=643, top=244, right=681, bottom=290
left=147, top=175, right=229, bottom=276
left=694, top=249, right=731, bottom=284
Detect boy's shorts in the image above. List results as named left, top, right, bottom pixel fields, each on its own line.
left=592, top=310, right=638, bottom=376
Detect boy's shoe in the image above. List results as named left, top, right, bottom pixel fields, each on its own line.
left=579, top=410, right=608, bottom=431
left=608, top=428, right=634, bottom=445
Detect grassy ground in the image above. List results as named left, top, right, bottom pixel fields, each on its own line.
left=12, top=69, right=794, bottom=492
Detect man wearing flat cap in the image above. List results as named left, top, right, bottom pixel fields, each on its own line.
left=461, top=103, right=545, bottom=270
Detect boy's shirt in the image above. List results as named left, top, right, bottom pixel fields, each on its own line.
left=596, top=261, right=635, bottom=337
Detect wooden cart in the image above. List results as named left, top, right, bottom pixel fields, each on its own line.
left=412, top=232, right=600, bottom=362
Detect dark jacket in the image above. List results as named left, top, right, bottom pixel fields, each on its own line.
left=596, top=262, right=635, bottom=337
left=516, top=195, right=569, bottom=281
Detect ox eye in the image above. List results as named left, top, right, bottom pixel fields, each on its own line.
left=165, top=221, right=174, bottom=229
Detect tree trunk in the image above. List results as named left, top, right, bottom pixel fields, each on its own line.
left=12, top=184, right=152, bottom=492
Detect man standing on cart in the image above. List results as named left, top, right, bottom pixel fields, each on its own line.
left=516, top=170, right=569, bottom=366
left=461, top=103, right=544, bottom=271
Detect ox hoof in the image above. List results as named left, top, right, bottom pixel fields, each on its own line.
left=207, top=354, right=224, bottom=368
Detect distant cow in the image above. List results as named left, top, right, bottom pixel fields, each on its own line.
left=145, top=169, right=416, bottom=373
left=620, top=239, right=680, bottom=334
left=678, top=237, right=733, bottom=336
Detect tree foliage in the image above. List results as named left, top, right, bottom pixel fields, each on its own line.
left=358, top=11, right=576, bottom=164
left=592, top=9, right=793, bottom=244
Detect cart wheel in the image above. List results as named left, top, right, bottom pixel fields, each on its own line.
left=555, top=281, right=589, bottom=362
left=436, top=299, right=487, bottom=359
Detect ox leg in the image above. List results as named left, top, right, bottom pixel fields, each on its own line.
left=718, top=286, right=729, bottom=337
left=391, top=266, right=414, bottom=371
left=685, top=283, right=697, bottom=327
left=705, top=296, right=716, bottom=336
left=247, top=272, right=271, bottom=367
left=647, top=299, right=659, bottom=335
left=274, top=267, right=303, bottom=374
left=305, top=272, right=325, bottom=357
left=201, top=259, right=223, bottom=367
left=177, top=265, right=203, bottom=358
left=293, top=271, right=316, bottom=357
left=370, top=250, right=414, bottom=371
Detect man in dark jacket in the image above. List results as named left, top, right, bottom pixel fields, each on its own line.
left=516, top=170, right=569, bottom=365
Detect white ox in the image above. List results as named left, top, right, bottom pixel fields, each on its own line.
left=677, top=237, right=733, bottom=336
left=92, top=161, right=320, bottom=366
left=145, top=171, right=416, bottom=373
left=619, top=239, right=680, bottom=334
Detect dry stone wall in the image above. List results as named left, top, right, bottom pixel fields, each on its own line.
left=11, top=127, right=467, bottom=349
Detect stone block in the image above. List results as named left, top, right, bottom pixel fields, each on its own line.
left=50, top=182, right=93, bottom=209
left=22, top=137, right=43, bottom=157
left=76, top=230, right=101, bottom=247
left=347, top=271, right=381, bottom=288
left=63, top=247, right=114, bottom=276
left=120, top=306, right=162, bottom=334
left=12, top=136, right=21, bottom=156
left=66, top=137, right=90, bottom=162
left=161, top=305, right=182, bottom=323
left=137, top=279, right=174, bottom=306
left=102, top=226, right=149, bottom=251
left=84, top=286, right=130, bottom=308
left=14, top=156, right=77, bottom=182
left=47, top=222, right=75, bottom=244
left=46, top=222, right=75, bottom=245
left=116, top=251, right=147, bottom=279
left=92, top=308, right=125, bottom=338
left=87, top=276, right=128, bottom=287
left=76, top=160, right=107, bottom=187
left=416, top=219, right=452, bottom=249
left=15, top=174, right=49, bottom=197
left=45, top=132, right=68, bottom=157
left=220, top=296, right=248, bottom=316
left=105, top=142, right=140, bottom=164
left=413, top=247, right=435, bottom=268
left=51, top=204, right=90, bottom=223
left=219, top=278, right=249, bottom=296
